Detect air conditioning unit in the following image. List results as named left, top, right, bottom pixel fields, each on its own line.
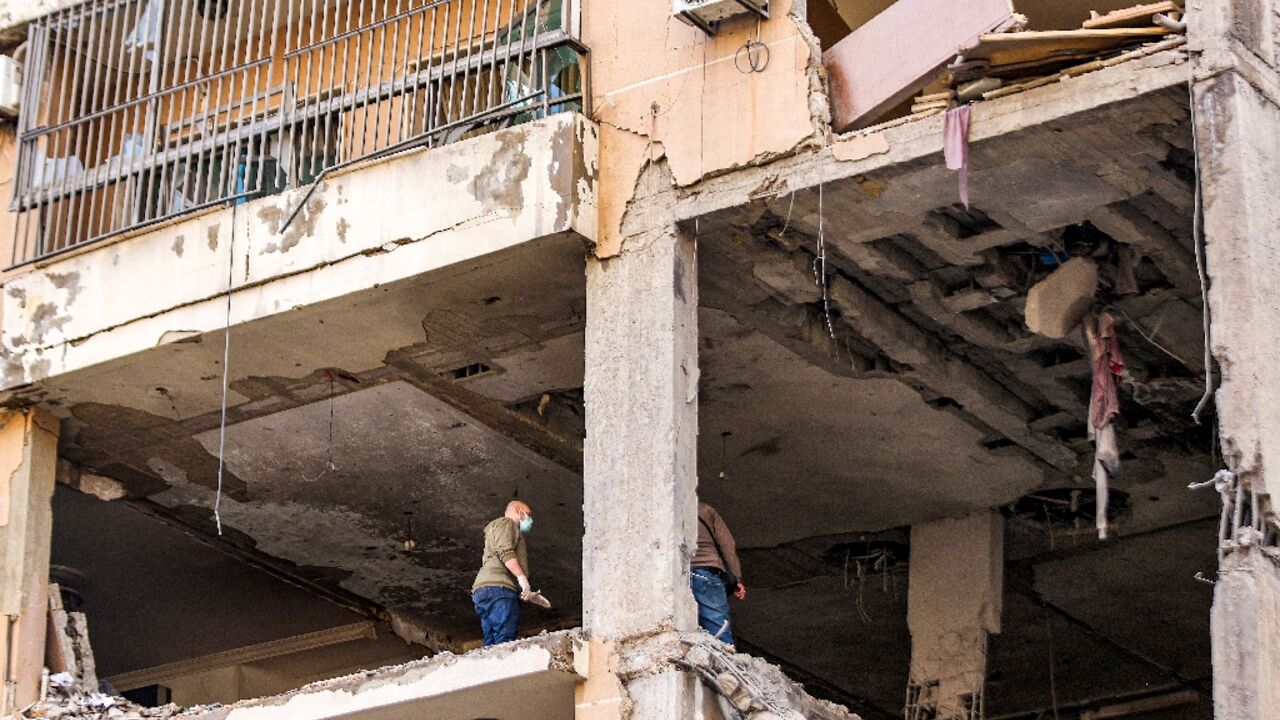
left=673, top=0, right=768, bottom=35
left=0, top=55, right=20, bottom=118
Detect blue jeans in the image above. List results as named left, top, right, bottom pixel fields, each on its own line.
left=472, top=586, right=521, bottom=646
left=690, top=567, right=734, bottom=646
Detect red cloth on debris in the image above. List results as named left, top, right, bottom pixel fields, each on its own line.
left=1089, top=312, right=1124, bottom=429
left=943, top=105, right=971, bottom=208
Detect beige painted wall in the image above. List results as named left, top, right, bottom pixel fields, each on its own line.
left=582, top=0, right=824, bottom=257
left=0, top=408, right=59, bottom=713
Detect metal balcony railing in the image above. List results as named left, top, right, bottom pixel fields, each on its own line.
left=9, top=0, right=585, bottom=266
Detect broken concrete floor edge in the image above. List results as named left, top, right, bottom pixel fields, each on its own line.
left=180, top=630, right=578, bottom=720
left=620, top=48, right=1191, bottom=240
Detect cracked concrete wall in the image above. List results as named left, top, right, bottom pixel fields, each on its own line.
left=584, top=0, right=828, bottom=258
left=1211, top=547, right=1280, bottom=720
left=1190, top=0, right=1280, bottom=505
left=1189, top=1, right=1280, bottom=717
left=0, top=113, right=595, bottom=392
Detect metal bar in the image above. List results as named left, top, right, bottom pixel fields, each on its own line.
left=15, top=36, right=580, bottom=209
left=11, top=0, right=587, bottom=265
left=46, top=2, right=91, bottom=253
left=82, top=0, right=129, bottom=245
left=282, top=0, right=459, bottom=59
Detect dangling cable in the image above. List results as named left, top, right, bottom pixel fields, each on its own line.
left=815, top=154, right=835, bottom=339
left=213, top=203, right=237, bottom=535
left=1189, top=81, right=1214, bottom=424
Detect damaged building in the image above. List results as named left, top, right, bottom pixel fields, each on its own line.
left=0, top=0, right=1274, bottom=718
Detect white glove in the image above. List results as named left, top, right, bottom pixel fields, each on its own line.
left=518, top=575, right=532, bottom=597
left=525, top=590, right=552, bottom=609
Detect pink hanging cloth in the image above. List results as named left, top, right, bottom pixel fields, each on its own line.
left=943, top=105, right=971, bottom=208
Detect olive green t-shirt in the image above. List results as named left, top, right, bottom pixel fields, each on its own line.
left=472, top=517, right=529, bottom=592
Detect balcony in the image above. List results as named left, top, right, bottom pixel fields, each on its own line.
left=8, top=0, right=586, bottom=266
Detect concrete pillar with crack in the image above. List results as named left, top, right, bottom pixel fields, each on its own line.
left=0, top=409, right=61, bottom=713
left=579, top=225, right=701, bottom=720
left=1189, top=1, right=1280, bottom=717
left=905, top=511, right=1003, bottom=720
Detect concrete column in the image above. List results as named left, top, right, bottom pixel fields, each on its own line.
left=0, top=409, right=60, bottom=713
left=1211, top=548, right=1280, bottom=720
left=906, top=512, right=1003, bottom=720
left=579, top=225, right=699, bottom=720
left=1190, top=4, right=1280, bottom=718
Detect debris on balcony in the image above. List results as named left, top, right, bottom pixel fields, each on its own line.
left=825, top=1, right=1187, bottom=131
left=672, top=635, right=863, bottom=720
left=19, top=678, right=187, bottom=720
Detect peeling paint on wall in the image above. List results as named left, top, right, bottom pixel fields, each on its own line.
left=470, top=129, right=531, bottom=216
left=46, top=272, right=82, bottom=307
left=259, top=192, right=327, bottom=254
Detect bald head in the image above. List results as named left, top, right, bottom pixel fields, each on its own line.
left=505, top=500, right=531, bottom=519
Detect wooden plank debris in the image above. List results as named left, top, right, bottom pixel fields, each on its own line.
left=831, top=0, right=1187, bottom=133
left=963, top=27, right=1171, bottom=74
left=979, top=35, right=1187, bottom=100
left=1082, top=1, right=1182, bottom=29
left=823, top=0, right=1016, bottom=131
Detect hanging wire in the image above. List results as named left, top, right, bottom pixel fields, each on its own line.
left=303, top=370, right=339, bottom=482
left=213, top=203, right=237, bottom=536
left=1188, top=81, right=1214, bottom=424
left=734, top=18, right=769, bottom=74
left=814, top=153, right=835, bottom=339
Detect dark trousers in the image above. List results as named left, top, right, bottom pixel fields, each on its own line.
left=690, top=567, right=734, bottom=646
left=472, top=585, right=521, bottom=646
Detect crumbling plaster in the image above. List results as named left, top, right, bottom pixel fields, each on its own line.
left=584, top=0, right=828, bottom=258
left=0, top=113, right=595, bottom=392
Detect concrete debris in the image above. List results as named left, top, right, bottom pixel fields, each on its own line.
left=45, top=588, right=101, bottom=695
left=1024, top=258, right=1098, bottom=338
left=673, top=636, right=862, bottom=720
left=19, top=679, right=192, bottom=720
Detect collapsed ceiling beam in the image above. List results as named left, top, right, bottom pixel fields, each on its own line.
left=1086, top=202, right=1201, bottom=296
left=827, top=274, right=1078, bottom=470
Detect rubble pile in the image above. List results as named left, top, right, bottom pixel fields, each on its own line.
left=674, top=636, right=862, bottom=720
left=19, top=674, right=194, bottom=720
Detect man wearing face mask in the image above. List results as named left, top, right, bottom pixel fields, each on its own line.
left=472, top=500, right=551, bottom=646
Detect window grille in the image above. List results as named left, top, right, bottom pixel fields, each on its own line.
left=10, top=0, right=585, bottom=266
